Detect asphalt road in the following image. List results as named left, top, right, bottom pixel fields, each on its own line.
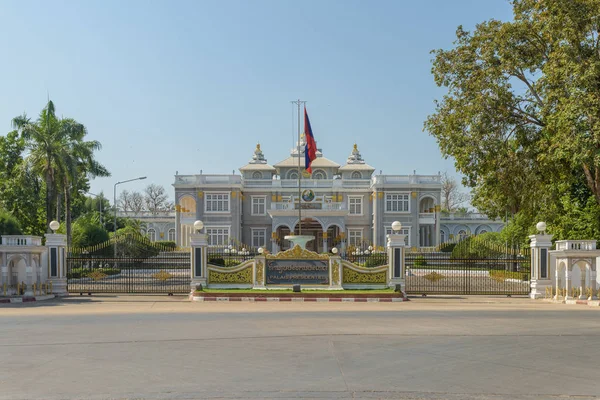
left=0, top=296, right=599, bottom=400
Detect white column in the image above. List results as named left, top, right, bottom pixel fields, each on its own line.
left=46, top=233, right=68, bottom=296
left=529, top=234, right=553, bottom=299
left=322, top=231, right=328, bottom=253
left=590, top=269, right=598, bottom=300
left=564, top=268, right=572, bottom=300
left=190, top=233, right=208, bottom=295
left=254, top=255, right=266, bottom=289
left=387, top=233, right=406, bottom=296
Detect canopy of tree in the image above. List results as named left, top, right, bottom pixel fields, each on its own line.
left=425, top=0, right=600, bottom=244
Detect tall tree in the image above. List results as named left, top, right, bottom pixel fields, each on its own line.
left=425, top=0, right=600, bottom=234
left=144, top=184, right=170, bottom=214
left=440, top=172, right=470, bottom=212
left=12, top=101, right=109, bottom=240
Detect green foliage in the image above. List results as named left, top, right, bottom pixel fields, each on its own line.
left=451, top=233, right=507, bottom=259
left=156, top=241, right=176, bottom=250
left=0, top=210, right=23, bottom=238
left=362, top=253, right=388, bottom=268
left=413, top=254, right=427, bottom=266
left=425, top=0, right=600, bottom=243
left=71, top=215, right=110, bottom=248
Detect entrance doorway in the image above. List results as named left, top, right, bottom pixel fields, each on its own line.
left=276, top=219, right=340, bottom=253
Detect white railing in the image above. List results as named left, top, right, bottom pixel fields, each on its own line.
left=1, top=236, right=43, bottom=246
left=555, top=240, right=597, bottom=251
left=281, top=179, right=334, bottom=188
left=175, top=174, right=242, bottom=185
left=118, top=211, right=176, bottom=218
left=372, top=174, right=441, bottom=185
left=419, top=212, right=435, bottom=219
left=440, top=212, right=494, bottom=220
left=271, top=202, right=345, bottom=211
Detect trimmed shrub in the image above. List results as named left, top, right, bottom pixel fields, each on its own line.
left=414, top=254, right=428, bottom=266
left=0, top=210, right=22, bottom=240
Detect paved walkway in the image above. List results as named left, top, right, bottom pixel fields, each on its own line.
left=1, top=295, right=599, bottom=400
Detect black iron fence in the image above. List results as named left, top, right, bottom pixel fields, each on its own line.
left=405, top=238, right=530, bottom=295
left=67, top=233, right=191, bottom=294
left=206, top=244, right=257, bottom=267
left=343, top=250, right=388, bottom=268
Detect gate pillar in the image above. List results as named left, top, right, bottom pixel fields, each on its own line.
left=46, top=231, right=68, bottom=296
left=387, top=222, right=406, bottom=296
left=529, top=230, right=553, bottom=299
left=190, top=233, right=208, bottom=294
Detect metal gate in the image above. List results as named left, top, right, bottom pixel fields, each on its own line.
left=405, top=238, right=530, bottom=295
left=67, top=234, right=191, bottom=294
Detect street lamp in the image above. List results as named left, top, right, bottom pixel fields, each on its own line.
left=114, top=176, right=147, bottom=256
left=86, top=192, right=104, bottom=226
left=391, top=221, right=402, bottom=233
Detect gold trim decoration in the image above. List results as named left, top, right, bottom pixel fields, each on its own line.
left=267, top=244, right=330, bottom=260
left=369, top=194, right=373, bottom=201
left=322, top=232, right=328, bottom=239
left=255, top=260, right=264, bottom=285
left=411, top=191, right=417, bottom=198
left=342, top=266, right=386, bottom=284
left=197, top=191, right=203, bottom=198
left=423, top=272, right=444, bottom=282
left=435, top=205, right=441, bottom=212
left=332, top=260, right=340, bottom=285
left=175, top=205, right=181, bottom=212
left=277, top=195, right=283, bottom=202
left=231, top=191, right=237, bottom=198
left=208, top=266, right=252, bottom=284
left=153, top=270, right=173, bottom=281
left=378, top=192, right=384, bottom=199
left=88, top=270, right=108, bottom=281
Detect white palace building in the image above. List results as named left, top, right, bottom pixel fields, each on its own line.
left=172, top=138, right=503, bottom=252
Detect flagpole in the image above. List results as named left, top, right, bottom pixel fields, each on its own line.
left=291, top=99, right=306, bottom=236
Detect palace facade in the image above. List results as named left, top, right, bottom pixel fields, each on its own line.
left=172, top=138, right=503, bottom=251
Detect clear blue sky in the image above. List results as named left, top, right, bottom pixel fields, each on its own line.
left=0, top=0, right=513, bottom=203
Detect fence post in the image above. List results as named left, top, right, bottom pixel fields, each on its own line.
left=190, top=234, right=208, bottom=295
left=45, top=233, right=68, bottom=296
left=529, top=233, right=553, bottom=299
left=387, top=232, right=406, bottom=296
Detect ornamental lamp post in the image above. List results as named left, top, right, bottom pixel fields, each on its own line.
left=391, top=221, right=402, bottom=233
left=113, top=176, right=147, bottom=257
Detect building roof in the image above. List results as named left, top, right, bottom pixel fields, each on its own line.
left=238, top=143, right=276, bottom=172
left=274, top=155, right=340, bottom=169
left=338, top=144, right=375, bottom=172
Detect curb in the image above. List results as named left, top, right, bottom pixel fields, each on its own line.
left=543, top=298, right=600, bottom=307
left=0, top=294, right=56, bottom=304
left=190, top=296, right=409, bottom=302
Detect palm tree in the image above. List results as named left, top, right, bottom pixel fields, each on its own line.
left=12, top=101, right=63, bottom=231
left=58, top=119, right=110, bottom=246
left=12, top=101, right=110, bottom=242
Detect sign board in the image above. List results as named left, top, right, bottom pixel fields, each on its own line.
left=266, top=259, right=329, bottom=285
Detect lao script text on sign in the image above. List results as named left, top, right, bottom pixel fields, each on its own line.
left=266, top=260, right=329, bottom=285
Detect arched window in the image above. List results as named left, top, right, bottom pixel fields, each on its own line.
left=168, top=228, right=175, bottom=242
left=478, top=229, right=487, bottom=235
left=252, top=171, right=262, bottom=179
left=287, top=170, right=299, bottom=180
left=441, top=230, right=446, bottom=243
left=458, top=230, right=467, bottom=241
left=351, top=171, right=362, bottom=179
left=179, top=195, right=196, bottom=214
left=147, top=228, right=156, bottom=242
left=312, top=170, right=326, bottom=180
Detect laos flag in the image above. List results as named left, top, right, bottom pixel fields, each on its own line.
left=304, top=106, right=317, bottom=173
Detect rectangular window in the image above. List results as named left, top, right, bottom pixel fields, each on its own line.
left=206, top=227, right=230, bottom=246
left=205, top=193, right=230, bottom=212
left=386, top=227, right=411, bottom=246
left=251, top=196, right=266, bottom=216
left=252, top=228, right=266, bottom=248
left=348, top=196, right=363, bottom=215
left=348, top=229, right=363, bottom=247
left=385, top=193, right=409, bottom=213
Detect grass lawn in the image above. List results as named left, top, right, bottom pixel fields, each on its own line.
left=197, top=288, right=396, bottom=294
